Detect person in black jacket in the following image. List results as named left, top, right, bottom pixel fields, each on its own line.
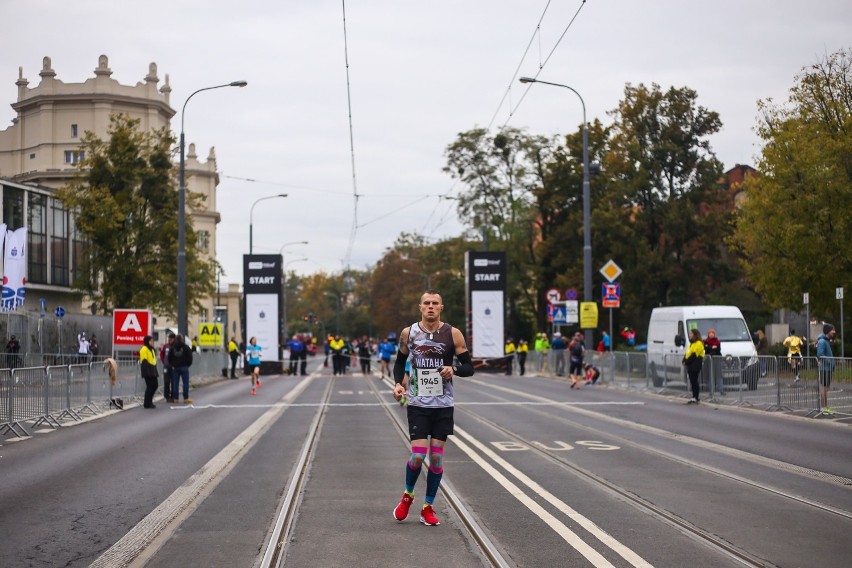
left=168, top=334, right=193, bottom=404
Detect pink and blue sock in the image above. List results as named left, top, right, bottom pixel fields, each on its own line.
left=425, top=445, right=444, bottom=504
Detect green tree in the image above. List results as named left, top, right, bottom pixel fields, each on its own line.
left=600, top=83, right=730, bottom=328
left=733, top=48, right=852, bottom=317
left=56, top=114, right=216, bottom=316
left=443, top=127, right=555, bottom=338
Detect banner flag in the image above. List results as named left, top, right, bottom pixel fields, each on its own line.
left=2, top=226, right=26, bottom=312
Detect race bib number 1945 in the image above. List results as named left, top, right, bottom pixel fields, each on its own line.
left=417, top=368, right=443, bottom=396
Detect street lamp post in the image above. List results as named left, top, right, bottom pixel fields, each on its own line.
left=178, top=80, right=247, bottom=337
left=520, top=76, right=593, bottom=350
left=249, top=194, right=288, bottom=254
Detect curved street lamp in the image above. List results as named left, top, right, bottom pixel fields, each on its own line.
left=519, top=76, right=592, bottom=350
left=177, top=80, right=247, bottom=337
left=249, top=194, right=288, bottom=254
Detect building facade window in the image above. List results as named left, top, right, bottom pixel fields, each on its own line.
left=71, top=124, right=78, bottom=138
left=198, top=308, right=209, bottom=323
left=70, top=213, right=87, bottom=286
left=28, top=193, right=47, bottom=284
left=197, top=229, right=210, bottom=253
left=64, top=150, right=85, bottom=164
left=50, top=198, right=69, bottom=286
left=3, top=186, right=25, bottom=229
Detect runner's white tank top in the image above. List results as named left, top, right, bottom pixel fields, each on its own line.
left=406, top=322, right=455, bottom=408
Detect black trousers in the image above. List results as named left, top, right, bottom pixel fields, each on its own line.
left=518, top=352, right=527, bottom=375
left=687, top=366, right=702, bottom=400
left=163, top=367, right=172, bottom=398
left=299, top=351, right=308, bottom=375
left=230, top=353, right=239, bottom=377
left=332, top=352, right=344, bottom=375
left=143, top=375, right=159, bottom=407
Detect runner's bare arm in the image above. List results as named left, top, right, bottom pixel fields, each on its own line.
left=392, top=327, right=411, bottom=400
left=438, top=327, right=473, bottom=379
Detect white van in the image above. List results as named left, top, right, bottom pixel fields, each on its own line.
left=646, top=305, right=760, bottom=390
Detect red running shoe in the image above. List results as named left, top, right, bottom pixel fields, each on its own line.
left=251, top=387, right=256, bottom=396
left=393, top=492, right=414, bottom=521
left=256, top=379, right=261, bottom=388
left=420, top=504, right=440, bottom=526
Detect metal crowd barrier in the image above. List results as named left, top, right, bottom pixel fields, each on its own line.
left=554, top=351, right=850, bottom=416
left=0, top=352, right=228, bottom=438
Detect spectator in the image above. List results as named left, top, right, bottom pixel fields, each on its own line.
left=516, top=339, right=529, bottom=376
left=682, top=328, right=705, bottom=403
left=620, top=327, right=636, bottom=347
left=817, top=324, right=837, bottom=414
left=160, top=333, right=175, bottom=401
left=167, top=334, right=193, bottom=404
left=89, top=334, right=100, bottom=359
left=139, top=335, right=159, bottom=409
left=6, top=334, right=20, bottom=369
left=704, top=329, right=723, bottom=395
left=755, top=329, right=768, bottom=377
left=551, top=333, right=566, bottom=376
left=228, top=337, right=240, bottom=379
left=535, top=333, right=550, bottom=373
left=77, top=332, right=90, bottom=363
left=330, top=334, right=345, bottom=376
left=504, top=337, right=516, bottom=375
left=602, top=330, right=611, bottom=351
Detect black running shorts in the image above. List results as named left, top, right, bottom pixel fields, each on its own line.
left=407, top=405, right=454, bottom=441
left=569, top=359, right=583, bottom=375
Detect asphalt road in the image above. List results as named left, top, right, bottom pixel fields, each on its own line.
left=1, top=359, right=850, bottom=567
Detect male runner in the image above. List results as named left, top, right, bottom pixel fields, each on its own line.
left=392, top=290, right=474, bottom=526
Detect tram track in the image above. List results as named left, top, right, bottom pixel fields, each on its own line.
left=260, top=374, right=511, bottom=568
left=368, top=376, right=513, bottom=568
left=259, top=376, right=334, bottom=568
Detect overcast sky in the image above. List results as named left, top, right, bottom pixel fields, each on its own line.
left=3, top=1, right=850, bottom=286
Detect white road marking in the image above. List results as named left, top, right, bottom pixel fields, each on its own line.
left=90, top=374, right=316, bottom=568
left=171, top=400, right=643, bottom=409
left=454, top=427, right=653, bottom=567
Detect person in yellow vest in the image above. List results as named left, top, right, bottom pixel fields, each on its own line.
left=534, top=332, right=550, bottom=373
left=330, top=334, right=346, bottom=375
left=783, top=329, right=804, bottom=382
left=504, top=337, right=516, bottom=375
left=517, top=338, right=529, bottom=375
left=228, top=337, right=240, bottom=379
left=139, top=335, right=159, bottom=409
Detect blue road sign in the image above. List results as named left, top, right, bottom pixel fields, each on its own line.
left=55, top=306, right=65, bottom=318
left=552, top=306, right=567, bottom=324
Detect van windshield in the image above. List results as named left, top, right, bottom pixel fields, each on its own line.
left=686, top=318, right=750, bottom=342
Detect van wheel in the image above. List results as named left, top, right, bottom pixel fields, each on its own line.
left=649, top=362, right=663, bottom=387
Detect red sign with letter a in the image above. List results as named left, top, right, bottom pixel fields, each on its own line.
left=113, top=309, right=152, bottom=346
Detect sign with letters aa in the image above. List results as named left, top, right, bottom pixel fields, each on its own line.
left=113, top=309, right=152, bottom=346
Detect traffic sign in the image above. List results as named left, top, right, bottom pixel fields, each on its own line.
left=113, top=309, right=152, bottom=346
left=599, top=260, right=622, bottom=283
left=602, top=282, right=621, bottom=308
left=55, top=306, right=65, bottom=318
left=552, top=305, right=567, bottom=324
left=565, top=301, right=579, bottom=324
left=803, top=292, right=809, bottom=305
left=546, top=288, right=561, bottom=304
left=565, top=288, right=578, bottom=301
left=837, top=287, right=844, bottom=300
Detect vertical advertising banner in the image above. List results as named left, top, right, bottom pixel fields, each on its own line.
left=465, top=251, right=506, bottom=358
left=2, top=225, right=26, bottom=312
left=243, top=254, right=282, bottom=362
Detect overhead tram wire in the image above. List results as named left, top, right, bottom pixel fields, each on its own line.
left=341, top=0, right=360, bottom=271
left=485, top=0, right=588, bottom=131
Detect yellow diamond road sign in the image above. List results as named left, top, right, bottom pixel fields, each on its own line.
left=600, top=260, right=622, bottom=283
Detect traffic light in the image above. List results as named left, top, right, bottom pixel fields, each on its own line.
left=303, top=314, right=309, bottom=322
left=308, top=311, right=314, bottom=324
